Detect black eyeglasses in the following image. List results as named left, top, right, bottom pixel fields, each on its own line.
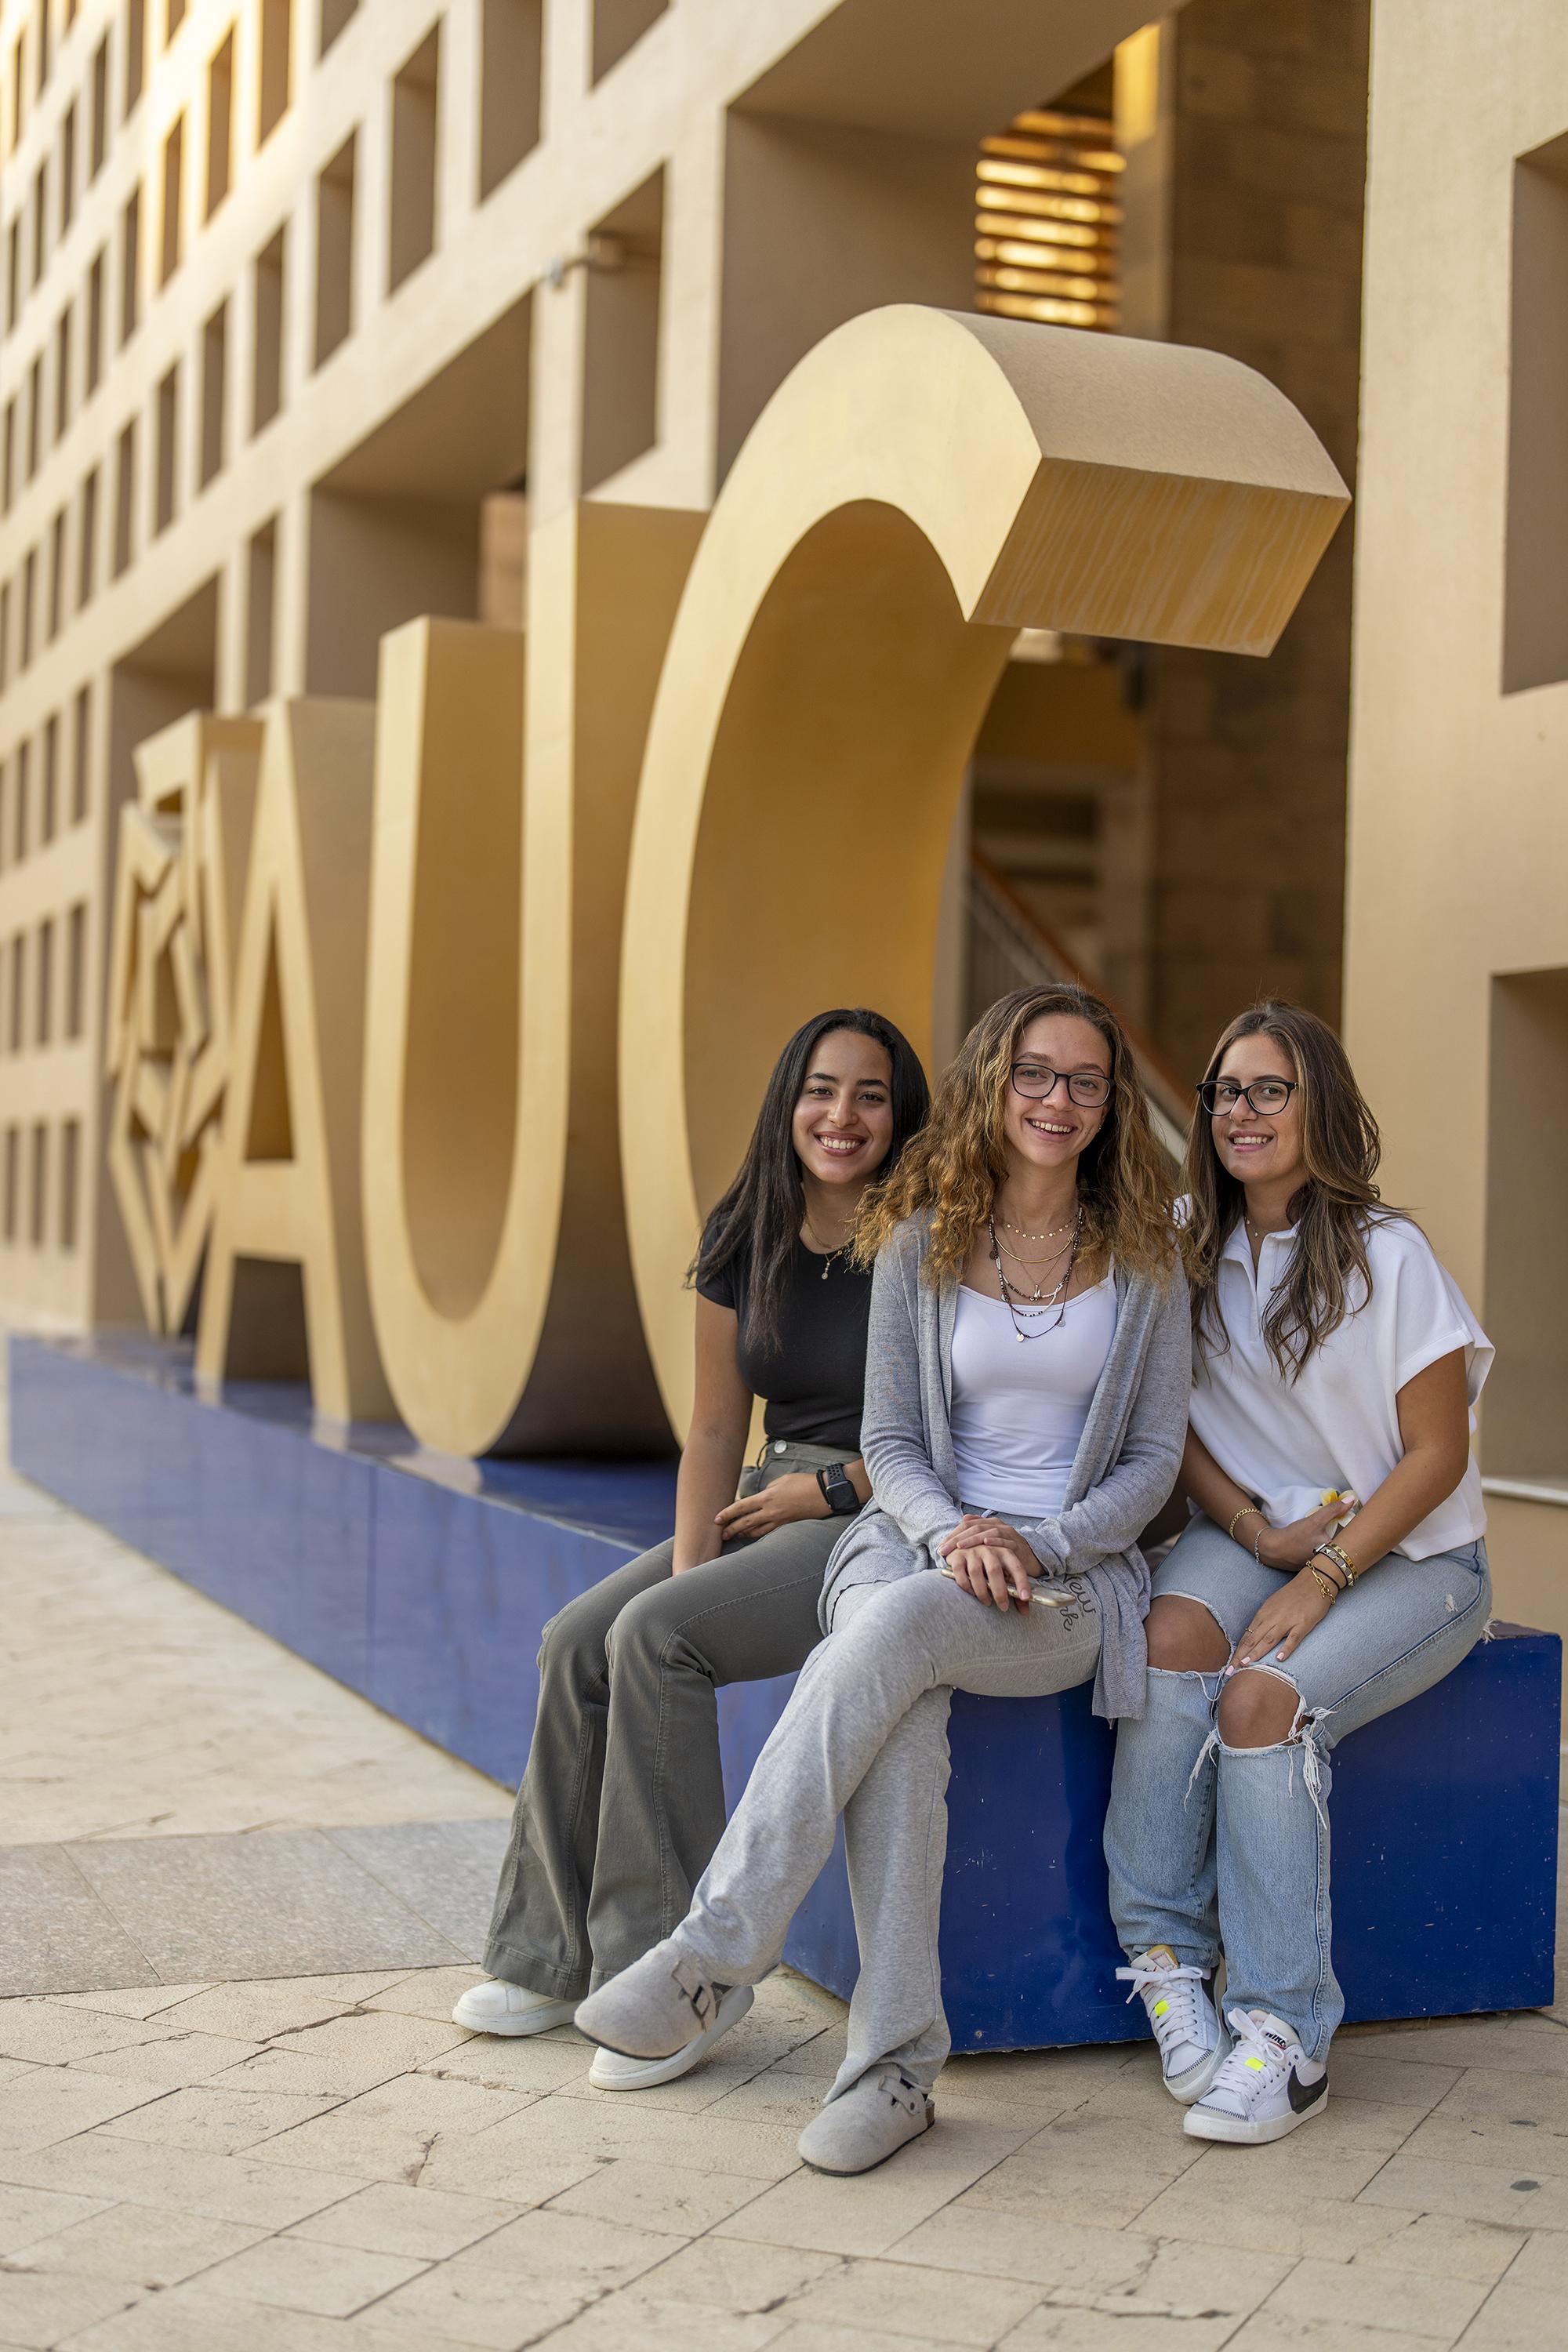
left=1011, top=1060, right=1112, bottom=1109
left=1196, top=1077, right=1298, bottom=1116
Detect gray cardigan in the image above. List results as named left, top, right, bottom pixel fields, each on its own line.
left=821, top=1214, right=1192, bottom=1721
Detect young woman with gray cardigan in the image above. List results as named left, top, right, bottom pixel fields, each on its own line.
left=576, top=985, right=1190, bottom=2176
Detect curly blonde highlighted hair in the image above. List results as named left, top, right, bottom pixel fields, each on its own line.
left=855, top=984, right=1176, bottom=1290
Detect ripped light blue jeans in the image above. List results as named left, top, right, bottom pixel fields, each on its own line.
left=1104, top=1515, right=1491, bottom=2060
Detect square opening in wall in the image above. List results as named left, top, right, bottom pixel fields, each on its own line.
left=1504, top=132, right=1568, bottom=694
left=479, top=0, right=541, bottom=198
left=389, top=24, right=441, bottom=292
left=1485, top=966, right=1568, bottom=1487
left=581, top=166, right=662, bottom=493
left=591, top=0, right=666, bottom=85
left=314, top=132, right=356, bottom=366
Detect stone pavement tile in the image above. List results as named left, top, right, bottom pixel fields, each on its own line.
left=634, top=2236, right=842, bottom=2313
left=420, top=2034, right=594, bottom=2096
left=957, top=2113, right=1199, bottom=2232
left=268, top=2008, right=472, bottom=2082
left=362, top=2262, right=590, bottom=2350
left=1260, top=2254, right=1490, bottom=2342
left=1222, top=2318, right=1447, bottom=2352
left=1328, top=2051, right=1463, bottom=2115
left=1428, top=2065, right=1568, bottom=2129
left=250, top=2071, right=535, bottom=2183
left=1132, top=2170, right=1419, bottom=2262
left=150, top=1983, right=376, bottom=2044
left=1357, top=2155, right=1568, bottom=2232
left=196, top=2234, right=428, bottom=2318
left=50, top=1984, right=212, bottom=2020
left=548, top=2156, right=768, bottom=2236
left=1348, top=2212, right=1526, bottom=2282
left=0, top=2269, right=144, bottom=2348
left=1505, top=2225, right=1568, bottom=2285
left=0, top=2132, right=367, bottom=2227
left=706, top=2072, right=829, bottom=2133
left=1345, top=2024, right=1568, bottom=2078
left=325, top=1823, right=512, bottom=1958
left=67, top=1831, right=467, bottom=1982
left=409, top=2135, right=605, bottom=2212
left=1018, top=2238, right=1289, bottom=2343
left=67, top=2280, right=434, bottom=2351
left=777, top=2252, right=1044, bottom=2344
left=0, top=2002, right=175, bottom=2067
left=365, top=1969, right=487, bottom=2024
left=714, top=2119, right=1035, bottom=2260
left=521, top=2291, right=789, bottom=2350
left=68, top=2029, right=267, bottom=2087
left=0, top=1846, right=156, bottom=2001
left=466, top=2206, right=687, bottom=2292
left=291, top=2180, right=521, bottom=2261
left=279, top=1975, right=427, bottom=2005
left=8, top=2198, right=269, bottom=2287
left=453, top=2085, right=807, bottom=2182
left=887, top=2205, right=1156, bottom=2293
left=97, top=2082, right=343, bottom=2154
left=0, top=2180, right=111, bottom=2255
left=1450, top=2283, right=1566, bottom=2352
left=1399, top=2111, right=1568, bottom=2176
left=990, top=2307, right=1240, bottom=2352
left=0, top=2060, right=34, bottom=2090
left=0, top=2068, right=165, bottom=2153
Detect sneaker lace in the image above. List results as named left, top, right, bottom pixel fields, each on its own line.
left=1207, top=2009, right=1291, bottom=2103
left=1116, top=1959, right=1209, bottom=2060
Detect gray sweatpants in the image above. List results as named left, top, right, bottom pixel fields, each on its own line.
left=483, top=1443, right=845, bottom=1998
left=670, top=1563, right=1102, bottom=2099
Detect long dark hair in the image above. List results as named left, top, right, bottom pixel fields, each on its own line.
left=856, top=983, right=1174, bottom=1290
left=1184, top=999, right=1396, bottom=1378
left=691, top=1008, right=929, bottom=1348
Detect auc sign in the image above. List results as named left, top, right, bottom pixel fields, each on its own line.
left=107, top=306, right=1346, bottom=1457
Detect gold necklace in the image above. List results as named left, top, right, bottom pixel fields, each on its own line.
left=999, top=1210, right=1076, bottom=1243
left=803, top=1214, right=853, bottom=1281
left=993, top=1230, right=1075, bottom=1276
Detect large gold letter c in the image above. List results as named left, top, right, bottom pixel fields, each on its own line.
left=619, top=305, right=1349, bottom=1437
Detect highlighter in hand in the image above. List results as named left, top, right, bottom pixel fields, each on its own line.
left=938, top=1562, right=1073, bottom=1608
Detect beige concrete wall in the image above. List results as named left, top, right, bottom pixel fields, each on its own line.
left=1123, top=0, right=1367, bottom=1083
left=0, top=0, right=1167, bottom=1330
left=1345, top=0, right=1568, bottom=1642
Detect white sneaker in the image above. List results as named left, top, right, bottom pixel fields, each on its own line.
left=587, top=1982, right=754, bottom=2091
left=1117, top=1946, right=1228, bottom=2103
left=451, top=1979, right=581, bottom=2037
left=1184, top=2009, right=1328, bottom=2144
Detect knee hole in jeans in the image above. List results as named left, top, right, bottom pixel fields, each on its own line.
left=1217, top=1665, right=1301, bottom=1750
left=1145, top=1592, right=1229, bottom=1675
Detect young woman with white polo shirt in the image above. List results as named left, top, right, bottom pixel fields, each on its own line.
left=1104, top=1000, right=1491, bottom=2147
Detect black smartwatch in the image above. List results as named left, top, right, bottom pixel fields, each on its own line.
left=817, top=1464, right=860, bottom=1517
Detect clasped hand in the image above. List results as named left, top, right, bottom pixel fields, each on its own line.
left=938, top=1515, right=1043, bottom=1610
left=713, top=1472, right=829, bottom=1543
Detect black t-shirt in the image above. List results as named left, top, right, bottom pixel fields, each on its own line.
left=697, top=1235, right=871, bottom=1453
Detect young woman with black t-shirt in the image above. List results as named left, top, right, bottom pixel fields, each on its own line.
left=454, top=1008, right=929, bottom=2087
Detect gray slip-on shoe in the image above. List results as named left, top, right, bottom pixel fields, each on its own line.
left=573, top=1938, right=727, bottom=2062
left=797, top=2067, right=935, bottom=2175
left=588, top=1982, right=754, bottom=2090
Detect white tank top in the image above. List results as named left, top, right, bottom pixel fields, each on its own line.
left=949, top=1274, right=1118, bottom=1520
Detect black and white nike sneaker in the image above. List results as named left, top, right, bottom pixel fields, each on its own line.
left=1184, top=2008, right=1327, bottom=2144
left=1116, top=1946, right=1229, bottom=2103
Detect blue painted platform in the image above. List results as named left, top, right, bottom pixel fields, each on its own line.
left=11, top=1332, right=1559, bottom=2046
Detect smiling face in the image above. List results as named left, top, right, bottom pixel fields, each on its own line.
left=1002, top=1012, right=1112, bottom=1178
left=1210, top=1029, right=1306, bottom=1196
left=790, top=1027, right=896, bottom=1189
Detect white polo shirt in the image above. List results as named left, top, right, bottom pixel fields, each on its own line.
left=1187, top=1211, right=1490, bottom=1561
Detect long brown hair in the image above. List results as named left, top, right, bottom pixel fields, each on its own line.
left=1184, top=999, right=1394, bottom=1377
left=855, top=983, right=1174, bottom=1290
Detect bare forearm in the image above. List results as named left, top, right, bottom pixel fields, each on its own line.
left=673, top=1431, right=746, bottom=1573
left=1181, top=1428, right=1258, bottom=1537
left=1334, top=1443, right=1468, bottom=1576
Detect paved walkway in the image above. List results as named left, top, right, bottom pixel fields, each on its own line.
left=0, top=1367, right=1564, bottom=2350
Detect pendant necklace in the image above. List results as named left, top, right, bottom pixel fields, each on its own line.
left=803, top=1216, right=851, bottom=1280
left=987, top=1211, right=1080, bottom=1340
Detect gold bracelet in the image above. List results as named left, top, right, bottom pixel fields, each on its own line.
left=1307, top=1564, right=1340, bottom=1604
left=1313, top=1541, right=1357, bottom=1588
left=1227, top=1503, right=1263, bottom=1544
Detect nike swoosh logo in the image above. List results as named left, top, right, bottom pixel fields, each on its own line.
left=1288, top=2068, right=1328, bottom=2113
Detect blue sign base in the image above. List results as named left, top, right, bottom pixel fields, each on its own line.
left=11, top=1332, right=1559, bottom=2047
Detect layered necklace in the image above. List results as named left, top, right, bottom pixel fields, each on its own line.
left=802, top=1212, right=853, bottom=1281
left=986, top=1205, right=1081, bottom=1341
